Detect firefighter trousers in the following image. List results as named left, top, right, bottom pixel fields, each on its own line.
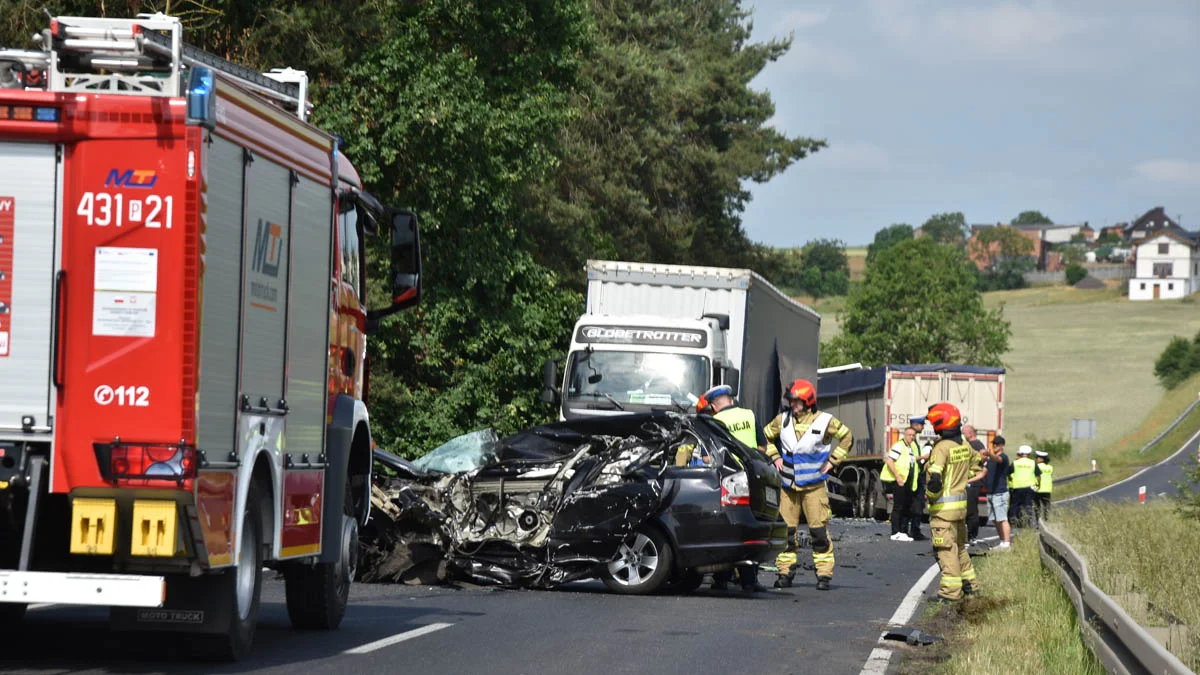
left=930, top=516, right=976, bottom=601
left=776, top=483, right=834, bottom=579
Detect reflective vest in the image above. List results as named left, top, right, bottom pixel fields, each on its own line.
left=714, top=406, right=759, bottom=449
left=1036, top=463, right=1053, bottom=494
left=881, top=439, right=919, bottom=489
left=1011, top=457, right=1037, bottom=489
left=778, top=411, right=833, bottom=489
left=926, top=440, right=972, bottom=519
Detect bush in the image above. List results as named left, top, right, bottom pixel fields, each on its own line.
left=1025, top=434, right=1073, bottom=461
left=1065, top=263, right=1087, bottom=286
left=1154, top=334, right=1200, bottom=389
left=1176, top=461, right=1200, bottom=521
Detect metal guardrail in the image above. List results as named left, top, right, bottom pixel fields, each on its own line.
left=1055, top=469, right=1101, bottom=486
left=1140, top=399, right=1200, bottom=454
left=1038, top=525, right=1193, bottom=675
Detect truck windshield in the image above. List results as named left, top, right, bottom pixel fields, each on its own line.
left=565, top=350, right=709, bottom=411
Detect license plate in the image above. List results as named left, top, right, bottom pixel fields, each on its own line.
left=765, top=488, right=779, bottom=507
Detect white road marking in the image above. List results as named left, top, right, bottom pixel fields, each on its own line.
left=859, top=534, right=1000, bottom=675
left=861, top=647, right=893, bottom=675
left=344, top=622, right=454, bottom=655
left=1058, top=428, right=1200, bottom=504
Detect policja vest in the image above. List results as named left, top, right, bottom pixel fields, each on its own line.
left=1036, top=463, right=1054, bottom=494
left=714, top=406, right=758, bottom=448
left=1011, top=456, right=1037, bottom=490
left=881, top=439, right=919, bottom=490
left=777, top=411, right=833, bottom=490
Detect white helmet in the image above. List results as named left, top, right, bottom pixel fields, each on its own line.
left=1017, top=444, right=1033, bottom=455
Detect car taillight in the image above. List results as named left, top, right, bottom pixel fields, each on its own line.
left=721, top=471, right=751, bottom=507
left=99, top=442, right=198, bottom=483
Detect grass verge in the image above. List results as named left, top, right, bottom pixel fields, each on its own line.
left=1054, top=502, right=1200, bottom=670
left=899, top=533, right=1102, bottom=674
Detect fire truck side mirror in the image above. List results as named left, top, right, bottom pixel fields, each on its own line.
left=389, top=209, right=421, bottom=309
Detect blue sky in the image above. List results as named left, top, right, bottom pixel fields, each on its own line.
left=741, top=1, right=1200, bottom=246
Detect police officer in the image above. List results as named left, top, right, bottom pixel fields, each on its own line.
left=907, top=417, right=931, bottom=541
left=882, top=427, right=920, bottom=541
left=1010, top=445, right=1038, bottom=527
left=695, top=385, right=769, bottom=592
left=924, top=402, right=980, bottom=601
left=763, top=379, right=853, bottom=591
left=1034, top=450, right=1053, bottom=522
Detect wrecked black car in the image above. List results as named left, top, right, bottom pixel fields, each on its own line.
left=362, top=412, right=787, bottom=594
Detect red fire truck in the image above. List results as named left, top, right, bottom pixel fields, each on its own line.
left=0, top=13, right=421, bottom=659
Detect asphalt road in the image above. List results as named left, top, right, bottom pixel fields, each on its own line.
left=3, top=520, right=939, bottom=675
left=1062, top=427, right=1200, bottom=506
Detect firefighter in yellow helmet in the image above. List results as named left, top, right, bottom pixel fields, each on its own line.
left=763, top=378, right=853, bottom=591
left=924, top=402, right=979, bottom=601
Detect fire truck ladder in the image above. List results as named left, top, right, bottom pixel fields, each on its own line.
left=0, top=13, right=309, bottom=120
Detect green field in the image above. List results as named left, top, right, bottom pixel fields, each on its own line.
left=813, top=284, right=1200, bottom=474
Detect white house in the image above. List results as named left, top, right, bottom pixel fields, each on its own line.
left=1128, top=227, right=1200, bottom=300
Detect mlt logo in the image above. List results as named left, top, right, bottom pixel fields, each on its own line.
left=104, top=169, right=158, bottom=189
left=251, top=219, right=283, bottom=278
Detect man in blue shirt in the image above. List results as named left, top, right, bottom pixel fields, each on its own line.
left=983, top=435, right=1013, bottom=550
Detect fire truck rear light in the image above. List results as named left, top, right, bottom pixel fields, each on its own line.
left=721, top=471, right=752, bottom=507
left=34, top=107, right=59, bottom=122
left=10, top=106, right=33, bottom=121
left=95, top=442, right=198, bottom=483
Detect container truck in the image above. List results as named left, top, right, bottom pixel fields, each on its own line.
left=541, top=260, right=820, bottom=427
left=0, top=14, right=422, bottom=660
left=816, top=363, right=1005, bottom=519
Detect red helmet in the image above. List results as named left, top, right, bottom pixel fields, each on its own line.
left=784, top=379, right=817, bottom=408
left=926, top=402, right=962, bottom=433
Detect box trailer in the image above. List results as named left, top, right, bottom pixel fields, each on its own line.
left=817, top=363, right=1005, bottom=519
left=542, top=260, right=820, bottom=427
left=0, top=13, right=422, bottom=660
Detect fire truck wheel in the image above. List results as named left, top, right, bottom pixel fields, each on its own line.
left=283, top=474, right=356, bottom=630
left=199, top=489, right=263, bottom=661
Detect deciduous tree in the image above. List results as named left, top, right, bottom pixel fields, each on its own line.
left=1011, top=210, right=1054, bottom=226
left=825, top=238, right=1011, bottom=366
left=867, top=224, right=913, bottom=264
left=920, top=212, right=969, bottom=246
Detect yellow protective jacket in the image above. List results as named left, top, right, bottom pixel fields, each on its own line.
left=925, top=437, right=973, bottom=521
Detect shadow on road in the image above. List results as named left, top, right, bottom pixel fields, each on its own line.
left=6, top=598, right=482, bottom=674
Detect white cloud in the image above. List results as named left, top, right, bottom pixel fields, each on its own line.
left=814, top=140, right=890, bottom=172
left=930, top=4, right=1086, bottom=55
left=868, top=0, right=1098, bottom=67
left=1134, top=159, right=1200, bottom=186
left=776, top=40, right=860, bottom=76
left=779, top=8, right=831, bottom=32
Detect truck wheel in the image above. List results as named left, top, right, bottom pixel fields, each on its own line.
left=866, top=470, right=884, bottom=520
left=601, top=528, right=674, bottom=595
left=872, top=478, right=890, bottom=522
left=197, top=488, right=263, bottom=661
left=284, top=474, right=356, bottom=629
